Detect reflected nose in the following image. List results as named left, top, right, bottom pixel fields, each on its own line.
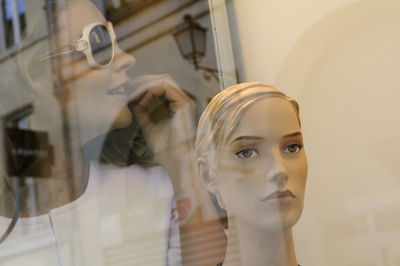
left=265, top=149, right=288, bottom=189
left=112, top=47, right=136, bottom=74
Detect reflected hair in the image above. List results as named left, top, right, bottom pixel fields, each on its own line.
left=195, top=82, right=300, bottom=163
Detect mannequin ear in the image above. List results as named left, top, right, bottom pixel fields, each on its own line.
left=197, top=157, right=226, bottom=209
left=197, top=157, right=215, bottom=191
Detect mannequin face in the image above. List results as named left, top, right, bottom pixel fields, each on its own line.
left=57, top=0, right=135, bottom=142
left=213, top=97, right=307, bottom=230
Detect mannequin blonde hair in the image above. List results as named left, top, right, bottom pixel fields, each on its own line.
left=195, top=82, right=300, bottom=166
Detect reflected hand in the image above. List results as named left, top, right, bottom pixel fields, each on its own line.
left=129, top=76, right=196, bottom=191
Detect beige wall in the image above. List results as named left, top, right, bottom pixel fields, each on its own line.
left=226, top=0, right=400, bottom=265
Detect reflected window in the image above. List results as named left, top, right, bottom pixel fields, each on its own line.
left=1, top=0, right=26, bottom=49
left=104, top=0, right=162, bottom=22
left=2, top=105, right=54, bottom=217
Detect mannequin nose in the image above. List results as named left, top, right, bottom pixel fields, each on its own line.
left=265, top=150, right=288, bottom=189
left=112, top=47, right=136, bottom=73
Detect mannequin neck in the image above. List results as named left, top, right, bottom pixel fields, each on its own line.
left=223, top=216, right=298, bottom=266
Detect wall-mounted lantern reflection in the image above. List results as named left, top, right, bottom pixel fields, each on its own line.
left=173, top=14, right=218, bottom=81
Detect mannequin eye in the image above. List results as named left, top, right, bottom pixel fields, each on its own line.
left=236, top=148, right=259, bottom=158
left=283, top=144, right=302, bottom=153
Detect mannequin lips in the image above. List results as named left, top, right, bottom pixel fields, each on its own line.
left=261, top=190, right=296, bottom=204
left=107, top=82, right=129, bottom=95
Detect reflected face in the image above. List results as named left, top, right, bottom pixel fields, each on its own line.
left=57, top=0, right=136, bottom=141
left=214, top=97, right=307, bottom=230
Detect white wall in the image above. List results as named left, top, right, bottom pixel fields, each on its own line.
left=225, top=0, right=400, bottom=265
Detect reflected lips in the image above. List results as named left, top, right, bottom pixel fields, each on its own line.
left=262, top=190, right=295, bottom=204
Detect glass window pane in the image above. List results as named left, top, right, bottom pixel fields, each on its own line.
left=0, top=1, right=226, bottom=265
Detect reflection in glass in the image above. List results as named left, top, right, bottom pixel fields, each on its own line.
left=0, top=0, right=223, bottom=265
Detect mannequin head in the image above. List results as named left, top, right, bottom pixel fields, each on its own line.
left=195, top=82, right=307, bottom=231
left=25, top=0, right=136, bottom=144
left=65, top=0, right=137, bottom=139
left=11, top=0, right=139, bottom=213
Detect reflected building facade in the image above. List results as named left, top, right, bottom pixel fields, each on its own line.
left=0, top=0, right=227, bottom=265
